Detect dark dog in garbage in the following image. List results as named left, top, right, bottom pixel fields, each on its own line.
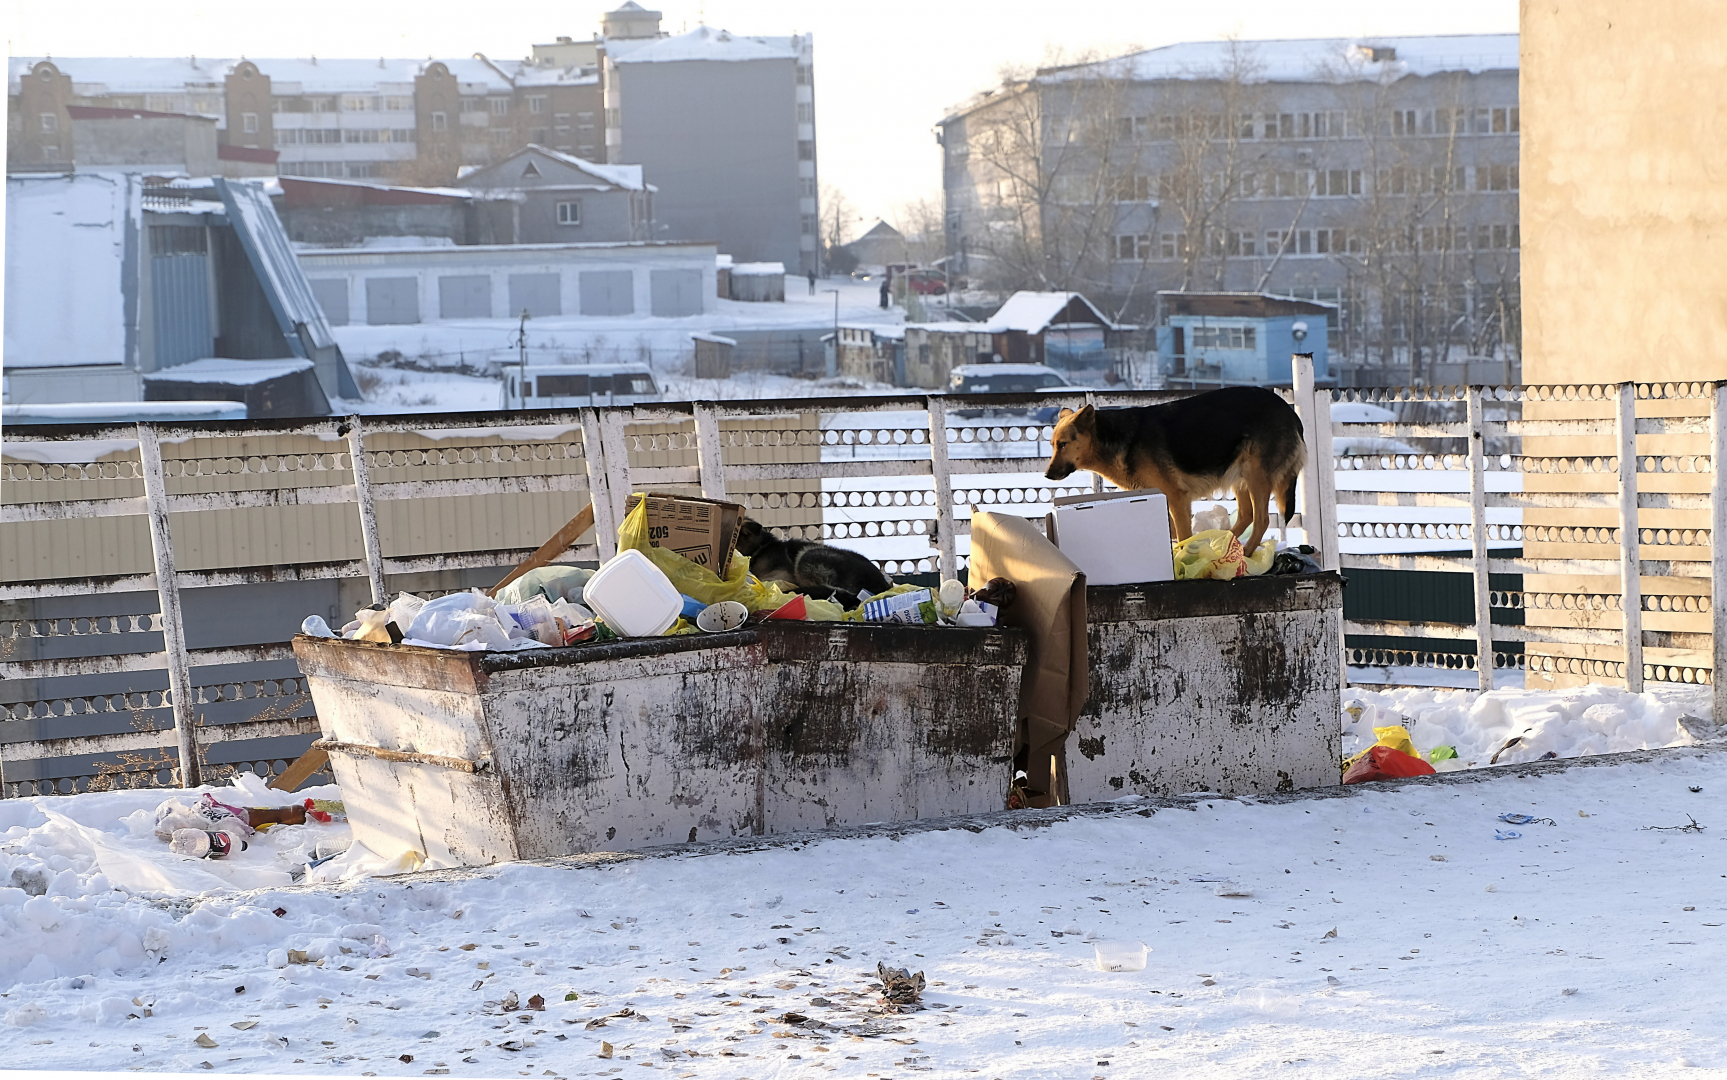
left=735, top=518, right=891, bottom=608
left=1043, top=386, right=1305, bottom=558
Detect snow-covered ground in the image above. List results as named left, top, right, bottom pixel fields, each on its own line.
left=3, top=687, right=1721, bottom=1078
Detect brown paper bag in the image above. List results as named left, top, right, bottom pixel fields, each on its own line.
left=967, top=512, right=1088, bottom=807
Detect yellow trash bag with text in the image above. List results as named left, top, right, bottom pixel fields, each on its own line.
left=615, top=495, right=811, bottom=617
left=1172, top=529, right=1276, bottom=580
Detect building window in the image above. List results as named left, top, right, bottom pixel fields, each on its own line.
left=604, top=107, right=620, bottom=128
left=1235, top=231, right=1257, bottom=257
left=528, top=95, right=546, bottom=114
left=795, top=65, right=811, bottom=85
left=489, top=128, right=513, bottom=148
left=41, top=144, right=59, bottom=160
left=556, top=200, right=581, bottom=225
left=1114, top=234, right=1150, bottom=260
left=1482, top=163, right=1519, bottom=191
left=431, top=111, right=447, bottom=132
left=462, top=97, right=486, bottom=114
left=385, top=96, right=413, bottom=112
left=242, top=112, right=259, bottom=134
left=797, top=103, right=813, bottom=123
left=1493, top=106, right=1520, bottom=133
left=490, top=97, right=510, bottom=116
left=1191, top=326, right=1256, bottom=350
left=1316, top=169, right=1362, bottom=197
left=342, top=95, right=376, bottom=111
left=801, top=214, right=817, bottom=235
left=1158, top=233, right=1188, bottom=259
left=1114, top=174, right=1154, bottom=203
left=798, top=140, right=815, bottom=161
left=392, top=128, right=415, bottom=143
left=39, top=112, right=57, bottom=133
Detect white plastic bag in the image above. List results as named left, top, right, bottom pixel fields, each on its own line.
left=404, top=591, right=515, bottom=649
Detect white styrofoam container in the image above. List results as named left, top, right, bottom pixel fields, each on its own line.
left=582, top=549, right=683, bottom=637
left=1049, top=490, right=1175, bottom=585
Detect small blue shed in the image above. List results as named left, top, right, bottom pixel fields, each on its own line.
left=1155, top=292, right=1333, bottom=385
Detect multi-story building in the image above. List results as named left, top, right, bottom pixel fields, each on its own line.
left=7, top=5, right=818, bottom=271
left=938, top=35, right=1520, bottom=379
left=7, top=55, right=600, bottom=183
left=602, top=9, right=819, bottom=274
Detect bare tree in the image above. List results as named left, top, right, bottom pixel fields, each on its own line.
left=820, top=181, right=856, bottom=265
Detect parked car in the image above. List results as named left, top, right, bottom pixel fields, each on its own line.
left=946, top=363, right=1073, bottom=421
left=904, top=269, right=948, bottom=296
left=506, top=363, right=662, bottom=409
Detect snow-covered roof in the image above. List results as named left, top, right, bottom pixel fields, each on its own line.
left=8, top=55, right=600, bottom=96
left=987, top=292, right=1116, bottom=333
left=607, top=26, right=801, bottom=64
left=459, top=146, right=649, bottom=192
left=731, top=261, right=786, bottom=276
left=716, top=254, right=734, bottom=268
left=1047, top=34, right=1516, bottom=85
left=690, top=332, right=737, bottom=346
left=945, top=34, right=1518, bottom=121
left=142, top=357, right=314, bottom=385
left=1, top=401, right=249, bottom=423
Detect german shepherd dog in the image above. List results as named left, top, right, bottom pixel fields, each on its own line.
left=1043, top=386, right=1306, bottom=557
left=735, top=518, right=892, bottom=609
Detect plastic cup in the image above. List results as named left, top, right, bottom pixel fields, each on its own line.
left=696, top=600, right=749, bottom=633
left=1093, top=940, right=1149, bottom=972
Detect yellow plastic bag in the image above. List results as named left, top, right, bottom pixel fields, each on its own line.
left=615, top=495, right=812, bottom=619
left=1341, top=725, right=1419, bottom=772
left=1173, top=529, right=1275, bottom=580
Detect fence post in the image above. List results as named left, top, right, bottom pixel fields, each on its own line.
left=580, top=408, right=619, bottom=561
left=1712, top=382, right=1727, bottom=720
left=1084, top=390, right=1104, bottom=495
left=1291, top=355, right=1324, bottom=561
left=599, top=408, right=634, bottom=536
left=1617, top=382, right=1645, bottom=692
left=692, top=402, right=728, bottom=501
left=1467, top=386, right=1495, bottom=691
left=926, top=395, right=957, bottom=581
left=1313, top=385, right=1339, bottom=571
left=344, top=416, right=387, bottom=605
left=136, top=423, right=201, bottom=789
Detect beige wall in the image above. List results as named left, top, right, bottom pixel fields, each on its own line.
left=1521, top=0, right=1727, bottom=383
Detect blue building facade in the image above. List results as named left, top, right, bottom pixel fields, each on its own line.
left=1155, top=292, right=1333, bottom=386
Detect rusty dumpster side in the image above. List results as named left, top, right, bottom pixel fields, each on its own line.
left=293, top=622, right=1027, bottom=865
left=1065, top=573, right=1344, bottom=801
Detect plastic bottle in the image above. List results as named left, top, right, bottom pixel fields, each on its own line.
left=301, top=615, right=336, bottom=638
left=169, top=826, right=248, bottom=859
left=938, top=578, right=966, bottom=616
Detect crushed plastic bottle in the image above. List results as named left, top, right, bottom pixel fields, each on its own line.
left=169, top=827, right=248, bottom=859
left=301, top=615, right=336, bottom=638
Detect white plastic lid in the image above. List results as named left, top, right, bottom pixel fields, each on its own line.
left=582, top=549, right=682, bottom=637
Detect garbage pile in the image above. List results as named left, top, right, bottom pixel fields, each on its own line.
left=151, top=792, right=342, bottom=861
left=301, top=495, right=1018, bottom=653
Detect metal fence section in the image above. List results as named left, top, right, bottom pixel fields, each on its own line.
left=5, top=372, right=1724, bottom=795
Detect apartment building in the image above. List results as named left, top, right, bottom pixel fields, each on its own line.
left=938, top=35, right=1520, bottom=378
left=603, top=13, right=819, bottom=274
left=7, top=5, right=818, bottom=271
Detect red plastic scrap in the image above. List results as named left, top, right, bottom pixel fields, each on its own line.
left=1342, top=745, right=1436, bottom=785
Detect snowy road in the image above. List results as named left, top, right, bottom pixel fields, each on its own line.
left=5, top=748, right=1726, bottom=1078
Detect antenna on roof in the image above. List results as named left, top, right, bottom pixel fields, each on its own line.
left=379, top=57, right=385, bottom=68
left=311, top=54, right=317, bottom=65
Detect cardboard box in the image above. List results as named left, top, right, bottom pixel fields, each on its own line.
left=623, top=493, right=746, bottom=578
left=1045, top=489, right=1175, bottom=586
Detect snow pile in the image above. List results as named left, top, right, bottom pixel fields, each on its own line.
left=1342, top=683, right=1712, bottom=768
left=0, top=772, right=424, bottom=988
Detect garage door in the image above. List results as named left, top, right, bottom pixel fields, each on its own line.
left=365, top=277, right=420, bottom=325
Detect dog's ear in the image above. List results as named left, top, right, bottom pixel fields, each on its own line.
left=1072, top=403, right=1097, bottom=432
left=1056, top=407, right=1075, bottom=422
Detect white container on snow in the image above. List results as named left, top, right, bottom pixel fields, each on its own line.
left=583, top=549, right=683, bottom=637
left=1093, top=940, right=1149, bottom=972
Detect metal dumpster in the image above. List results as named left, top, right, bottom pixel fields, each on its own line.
left=1065, top=573, right=1343, bottom=801
left=292, top=622, right=1026, bottom=865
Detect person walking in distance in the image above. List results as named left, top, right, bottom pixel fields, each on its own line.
left=807, top=268, right=817, bottom=295
left=879, top=275, right=891, bottom=309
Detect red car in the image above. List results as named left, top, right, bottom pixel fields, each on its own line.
left=903, top=270, right=948, bottom=296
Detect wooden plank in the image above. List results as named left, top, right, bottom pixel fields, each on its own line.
left=488, top=503, right=596, bottom=598
left=268, top=745, right=330, bottom=792
left=1619, top=383, right=1645, bottom=691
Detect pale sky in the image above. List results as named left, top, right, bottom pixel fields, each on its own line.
left=5, top=0, right=1519, bottom=234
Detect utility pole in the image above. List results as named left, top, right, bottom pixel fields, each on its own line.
left=512, top=308, right=530, bottom=409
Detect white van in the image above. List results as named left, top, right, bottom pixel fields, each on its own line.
left=505, top=364, right=662, bottom=408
